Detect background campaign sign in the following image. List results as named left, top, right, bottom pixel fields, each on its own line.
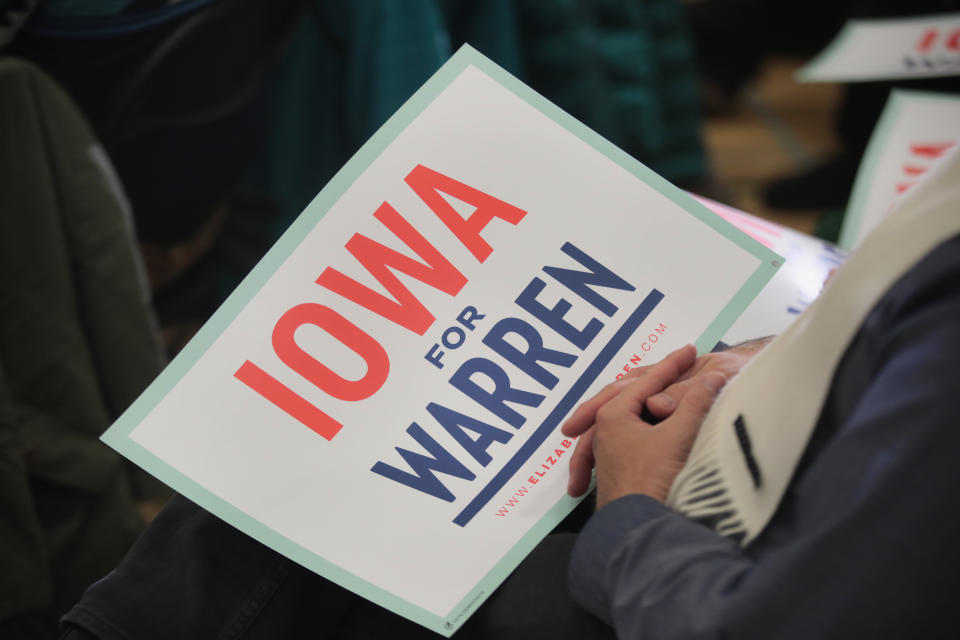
left=102, top=46, right=780, bottom=636
left=840, top=90, right=960, bottom=249
left=692, top=196, right=848, bottom=347
left=797, top=13, right=960, bottom=82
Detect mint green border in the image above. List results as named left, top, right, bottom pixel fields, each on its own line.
left=838, top=91, right=904, bottom=249
left=796, top=13, right=960, bottom=83
left=102, top=45, right=780, bottom=636
left=838, top=89, right=960, bottom=249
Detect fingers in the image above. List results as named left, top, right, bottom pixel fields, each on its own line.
left=566, top=429, right=596, bottom=496
left=664, top=372, right=727, bottom=447
left=589, top=372, right=724, bottom=506
left=599, top=344, right=699, bottom=420
left=562, top=344, right=698, bottom=496
left=561, top=379, right=632, bottom=439
left=645, top=379, right=692, bottom=418
left=561, top=344, right=697, bottom=437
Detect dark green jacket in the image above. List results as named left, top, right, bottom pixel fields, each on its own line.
left=0, top=57, right=168, bottom=636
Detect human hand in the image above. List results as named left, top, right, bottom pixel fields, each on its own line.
left=591, top=371, right=727, bottom=507
left=136, top=499, right=166, bottom=524
left=644, top=336, right=770, bottom=420
left=562, top=344, right=698, bottom=497
left=562, top=338, right=770, bottom=498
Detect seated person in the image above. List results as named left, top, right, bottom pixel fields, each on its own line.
left=61, top=154, right=960, bottom=639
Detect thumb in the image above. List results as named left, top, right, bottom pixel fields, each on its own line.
left=646, top=378, right=694, bottom=418
left=665, top=372, right=726, bottom=444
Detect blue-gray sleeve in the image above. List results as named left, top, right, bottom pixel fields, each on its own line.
left=569, top=244, right=960, bottom=639
left=570, top=495, right=751, bottom=637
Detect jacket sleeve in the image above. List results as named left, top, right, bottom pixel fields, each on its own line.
left=569, top=253, right=960, bottom=639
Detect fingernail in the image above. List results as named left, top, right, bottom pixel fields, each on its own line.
left=648, top=393, right=674, bottom=411
left=704, top=373, right=726, bottom=392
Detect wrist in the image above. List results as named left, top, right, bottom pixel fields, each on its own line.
left=597, top=470, right=678, bottom=508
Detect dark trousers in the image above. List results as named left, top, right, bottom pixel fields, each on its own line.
left=61, top=495, right=613, bottom=639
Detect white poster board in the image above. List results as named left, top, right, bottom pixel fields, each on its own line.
left=691, top=196, right=848, bottom=346
left=840, top=90, right=960, bottom=249
left=797, top=13, right=960, bottom=83
left=102, top=46, right=780, bottom=635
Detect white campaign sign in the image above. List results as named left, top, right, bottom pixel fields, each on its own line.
left=840, top=90, right=960, bottom=249
left=102, top=48, right=779, bottom=636
left=797, top=13, right=960, bottom=83
left=692, top=196, right=848, bottom=346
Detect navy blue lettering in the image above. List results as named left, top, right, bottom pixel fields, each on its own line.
left=426, top=402, right=513, bottom=466
left=482, top=317, right=577, bottom=389
left=371, top=423, right=475, bottom=502
left=456, top=306, right=485, bottom=330
left=543, top=242, right=635, bottom=317
left=425, top=343, right=444, bottom=369
left=515, top=278, right=603, bottom=350
left=449, top=358, right=545, bottom=428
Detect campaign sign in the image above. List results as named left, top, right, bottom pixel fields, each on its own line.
left=102, top=46, right=780, bottom=635
left=797, top=13, right=960, bottom=83
left=840, top=90, right=960, bottom=249
left=692, top=196, right=848, bottom=347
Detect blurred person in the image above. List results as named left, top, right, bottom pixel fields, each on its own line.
left=686, top=0, right=960, bottom=211
left=0, top=58, right=169, bottom=638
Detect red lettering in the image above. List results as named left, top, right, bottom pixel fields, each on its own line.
left=316, top=202, right=467, bottom=335
left=273, top=303, right=389, bottom=401
left=405, top=164, right=527, bottom=262
left=910, top=142, right=954, bottom=159
left=948, top=28, right=960, bottom=51
left=234, top=361, right=343, bottom=441
left=917, top=28, right=938, bottom=53
left=236, top=303, right=390, bottom=439
left=238, top=166, right=526, bottom=441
